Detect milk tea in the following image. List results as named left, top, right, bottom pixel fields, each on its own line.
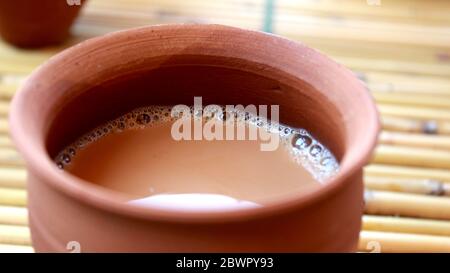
left=55, top=105, right=339, bottom=210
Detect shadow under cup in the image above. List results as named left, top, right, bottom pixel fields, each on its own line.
left=9, top=24, right=380, bottom=252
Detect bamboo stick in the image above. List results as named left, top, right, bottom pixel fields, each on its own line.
left=363, top=79, right=450, bottom=97
left=0, top=224, right=31, bottom=246
left=359, top=230, right=450, bottom=253
left=0, top=62, right=36, bottom=75
left=0, top=119, right=8, bottom=134
left=0, top=50, right=53, bottom=65
left=374, top=92, right=450, bottom=109
left=0, top=101, right=9, bottom=116
left=0, top=135, right=13, bottom=148
left=288, top=37, right=450, bottom=77
left=0, top=188, right=26, bottom=207
left=278, top=0, right=450, bottom=24
left=379, top=104, right=450, bottom=122
left=334, top=56, right=450, bottom=78
left=364, top=190, right=450, bottom=220
left=372, top=144, right=450, bottom=169
left=0, top=84, right=19, bottom=100
left=0, top=148, right=24, bottom=167
left=381, top=116, right=450, bottom=135
left=0, top=244, right=33, bottom=253
left=303, top=34, right=450, bottom=70
left=379, top=131, right=450, bottom=150
left=364, top=71, right=450, bottom=97
left=84, top=1, right=264, bottom=26
left=382, top=116, right=427, bottom=133
left=364, top=70, right=450, bottom=86
left=0, top=73, right=26, bottom=83
left=0, top=206, right=27, bottom=226
left=279, top=21, right=450, bottom=50
left=364, top=176, right=450, bottom=196
left=365, top=164, right=450, bottom=182
left=363, top=215, right=450, bottom=237
left=0, top=168, right=26, bottom=189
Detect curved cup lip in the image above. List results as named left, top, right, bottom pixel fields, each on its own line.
left=9, top=24, right=380, bottom=224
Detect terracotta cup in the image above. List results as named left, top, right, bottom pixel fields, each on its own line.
left=0, top=0, right=86, bottom=48
left=9, top=24, right=379, bottom=252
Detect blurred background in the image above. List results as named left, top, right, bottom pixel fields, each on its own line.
left=0, top=0, right=450, bottom=253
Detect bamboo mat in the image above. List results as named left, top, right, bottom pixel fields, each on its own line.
left=1, top=0, right=450, bottom=253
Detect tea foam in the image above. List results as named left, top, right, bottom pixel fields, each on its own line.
left=55, top=105, right=339, bottom=209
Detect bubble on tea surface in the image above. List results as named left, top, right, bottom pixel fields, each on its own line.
left=117, top=122, right=126, bottom=130
left=291, top=134, right=313, bottom=150
left=62, top=154, right=71, bottom=164
left=68, top=148, right=76, bottom=156
left=136, top=113, right=151, bottom=125
left=309, top=144, right=323, bottom=157
left=283, top=127, right=292, bottom=135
